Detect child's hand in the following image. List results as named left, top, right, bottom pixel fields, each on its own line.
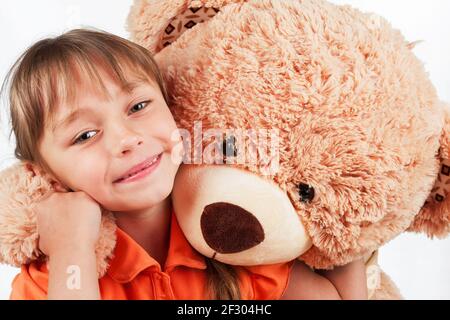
left=34, top=191, right=102, bottom=256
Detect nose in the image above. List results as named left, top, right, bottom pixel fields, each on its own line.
left=119, top=135, right=143, bottom=155
left=110, top=123, right=143, bottom=156
left=201, top=202, right=265, bottom=254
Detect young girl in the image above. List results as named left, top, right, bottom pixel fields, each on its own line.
left=3, top=29, right=368, bottom=300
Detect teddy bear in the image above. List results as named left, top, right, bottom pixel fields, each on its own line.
left=0, top=0, right=448, bottom=300
left=125, top=0, right=450, bottom=299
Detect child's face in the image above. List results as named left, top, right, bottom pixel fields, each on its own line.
left=38, top=71, right=181, bottom=212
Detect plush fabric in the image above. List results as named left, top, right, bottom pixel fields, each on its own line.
left=0, top=0, right=448, bottom=300
left=0, top=162, right=117, bottom=278
left=127, top=0, right=450, bottom=298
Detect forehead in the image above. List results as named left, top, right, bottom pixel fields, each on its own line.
left=47, top=68, right=155, bottom=131
left=42, top=52, right=159, bottom=125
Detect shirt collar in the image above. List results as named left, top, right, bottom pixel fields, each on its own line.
left=107, top=210, right=206, bottom=283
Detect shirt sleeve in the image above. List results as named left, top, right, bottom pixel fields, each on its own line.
left=243, top=261, right=294, bottom=300
left=9, top=263, right=48, bottom=300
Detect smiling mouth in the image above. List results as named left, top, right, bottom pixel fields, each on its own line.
left=114, top=153, right=162, bottom=183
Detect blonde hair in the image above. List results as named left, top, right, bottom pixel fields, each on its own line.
left=2, top=28, right=241, bottom=300
left=206, top=259, right=241, bottom=299
left=2, top=28, right=168, bottom=171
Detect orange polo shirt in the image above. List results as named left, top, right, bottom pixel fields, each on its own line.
left=10, top=211, right=292, bottom=300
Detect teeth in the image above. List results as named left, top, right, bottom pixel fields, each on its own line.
left=120, top=154, right=160, bottom=181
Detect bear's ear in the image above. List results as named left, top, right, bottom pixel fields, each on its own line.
left=127, top=0, right=245, bottom=54
left=408, top=104, right=450, bottom=238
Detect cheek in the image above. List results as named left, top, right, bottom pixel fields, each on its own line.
left=152, top=106, right=179, bottom=143
left=61, top=154, right=107, bottom=193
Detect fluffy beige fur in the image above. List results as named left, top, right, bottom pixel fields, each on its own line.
left=127, top=0, right=450, bottom=298
left=0, top=0, right=448, bottom=300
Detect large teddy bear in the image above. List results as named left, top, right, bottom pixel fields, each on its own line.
left=0, top=0, right=449, bottom=300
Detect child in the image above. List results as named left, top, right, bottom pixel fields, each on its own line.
left=2, top=29, right=367, bottom=300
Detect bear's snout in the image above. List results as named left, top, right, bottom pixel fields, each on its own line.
left=201, top=202, right=265, bottom=254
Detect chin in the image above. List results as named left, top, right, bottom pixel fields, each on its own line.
left=133, top=176, right=175, bottom=209
left=105, top=191, right=172, bottom=212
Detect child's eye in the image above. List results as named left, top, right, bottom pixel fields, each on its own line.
left=73, top=130, right=97, bottom=145
left=71, top=101, right=150, bottom=146
left=129, top=101, right=150, bottom=114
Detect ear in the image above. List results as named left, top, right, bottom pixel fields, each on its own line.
left=127, top=0, right=244, bottom=54
left=408, top=104, right=450, bottom=238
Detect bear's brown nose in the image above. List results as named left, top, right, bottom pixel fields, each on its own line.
left=201, top=202, right=265, bottom=254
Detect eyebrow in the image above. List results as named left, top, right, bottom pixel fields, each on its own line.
left=51, top=108, right=91, bottom=134
left=122, top=80, right=146, bottom=93
left=51, top=80, right=150, bottom=133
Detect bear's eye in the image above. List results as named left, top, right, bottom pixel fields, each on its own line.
left=298, top=183, right=315, bottom=203
left=222, top=135, right=238, bottom=159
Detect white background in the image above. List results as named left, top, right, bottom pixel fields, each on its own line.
left=0, top=0, right=449, bottom=300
